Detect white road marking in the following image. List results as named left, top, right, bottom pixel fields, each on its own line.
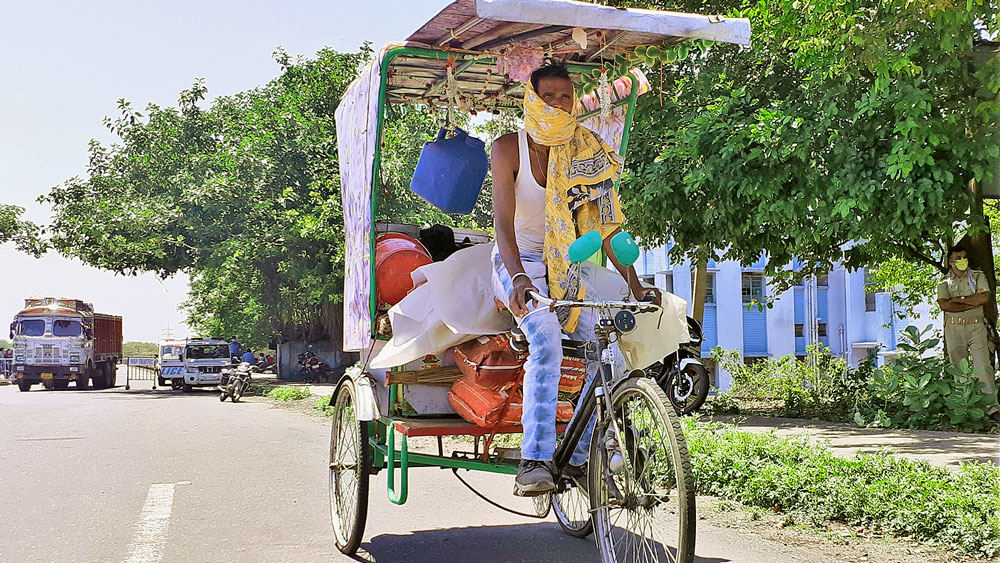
left=123, top=483, right=176, bottom=563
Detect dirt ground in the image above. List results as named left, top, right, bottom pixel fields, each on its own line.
left=265, top=395, right=993, bottom=563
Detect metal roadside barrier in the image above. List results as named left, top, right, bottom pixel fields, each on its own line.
left=125, top=357, right=158, bottom=390
left=0, top=358, right=12, bottom=384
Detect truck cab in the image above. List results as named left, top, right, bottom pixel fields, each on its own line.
left=11, top=297, right=122, bottom=391
left=156, top=339, right=187, bottom=390
left=179, top=338, right=232, bottom=392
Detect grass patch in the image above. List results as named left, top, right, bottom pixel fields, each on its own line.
left=683, top=418, right=1000, bottom=558
left=314, top=394, right=335, bottom=417
left=265, top=386, right=312, bottom=401
left=245, top=383, right=280, bottom=397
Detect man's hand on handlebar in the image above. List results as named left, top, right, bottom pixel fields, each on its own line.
left=509, top=275, right=538, bottom=318
left=631, top=283, right=663, bottom=307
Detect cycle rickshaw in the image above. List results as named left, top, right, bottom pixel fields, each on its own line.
left=329, top=2, right=751, bottom=561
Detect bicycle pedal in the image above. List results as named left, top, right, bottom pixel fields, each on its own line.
left=513, top=484, right=551, bottom=498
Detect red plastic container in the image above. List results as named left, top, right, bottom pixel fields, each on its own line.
left=375, top=233, right=432, bottom=307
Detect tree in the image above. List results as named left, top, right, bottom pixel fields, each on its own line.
left=606, top=0, right=998, bottom=303
left=122, top=341, right=157, bottom=357
left=43, top=46, right=492, bottom=348
left=0, top=204, right=45, bottom=257
left=43, top=48, right=371, bottom=347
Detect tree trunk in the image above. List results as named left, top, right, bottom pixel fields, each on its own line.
left=962, top=178, right=998, bottom=367
left=692, top=252, right=708, bottom=325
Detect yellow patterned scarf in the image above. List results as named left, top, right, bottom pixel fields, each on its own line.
left=523, top=80, right=624, bottom=331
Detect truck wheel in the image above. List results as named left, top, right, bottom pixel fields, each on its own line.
left=105, top=365, right=116, bottom=388
left=17, top=379, right=31, bottom=392
left=158, top=376, right=167, bottom=387
left=76, top=375, right=89, bottom=390
left=182, top=384, right=193, bottom=393
left=90, top=368, right=105, bottom=389
left=171, top=380, right=183, bottom=391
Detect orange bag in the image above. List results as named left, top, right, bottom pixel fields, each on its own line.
left=500, top=401, right=575, bottom=425
left=452, top=334, right=527, bottom=390
left=448, top=377, right=522, bottom=427
left=559, top=357, right=587, bottom=395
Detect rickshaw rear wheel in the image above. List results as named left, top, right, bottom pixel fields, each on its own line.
left=589, top=378, right=696, bottom=563
left=329, top=380, right=370, bottom=555
left=552, top=478, right=593, bottom=537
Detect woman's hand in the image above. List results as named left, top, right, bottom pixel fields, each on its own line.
left=509, top=275, right=539, bottom=318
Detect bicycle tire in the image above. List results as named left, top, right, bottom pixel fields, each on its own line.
left=329, top=381, right=371, bottom=555
left=589, top=377, right=696, bottom=563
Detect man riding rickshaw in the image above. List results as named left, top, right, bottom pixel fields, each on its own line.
left=327, top=2, right=751, bottom=561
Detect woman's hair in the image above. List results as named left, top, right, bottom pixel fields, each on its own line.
left=529, top=59, right=571, bottom=91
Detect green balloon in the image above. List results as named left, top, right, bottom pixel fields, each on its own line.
left=568, top=230, right=603, bottom=263
left=610, top=231, right=640, bottom=267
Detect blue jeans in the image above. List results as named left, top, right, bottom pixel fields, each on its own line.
left=492, top=249, right=598, bottom=466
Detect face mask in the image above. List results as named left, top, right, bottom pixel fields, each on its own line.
left=955, top=259, right=969, bottom=271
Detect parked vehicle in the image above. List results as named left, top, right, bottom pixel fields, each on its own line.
left=219, top=361, right=255, bottom=402
left=178, top=338, right=232, bottom=392
left=157, top=339, right=187, bottom=390
left=297, top=351, right=331, bottom=383
left=648, top=317, right=712, bottom=415
left=10, top=297, right=122, bottom=391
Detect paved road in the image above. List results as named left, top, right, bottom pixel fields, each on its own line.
left=0, top=371, right=927, bottom=563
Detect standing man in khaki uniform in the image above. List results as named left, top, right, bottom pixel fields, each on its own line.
left=936, top=247, right=1000, bottom=422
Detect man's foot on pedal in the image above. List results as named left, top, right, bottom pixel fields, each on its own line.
left=564, top=462, right=588, bottom=491
left=515, top=460, right=554, bottom=495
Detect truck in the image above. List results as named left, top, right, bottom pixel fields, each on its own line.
left=175, top=338, right=232, bottom=392
left=10, top=297, right=123, bottom=392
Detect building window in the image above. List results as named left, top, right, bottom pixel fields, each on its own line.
left=743, top=356, right=767, bottom=366
left=864, top=269, right=877, bottom=312
left=818, top=323, right=828, bottom=337
left=641, top=275, right=655, bottom=287
left=663, top=273, right=674, bottom=294
left=795, top=324, right=804, bottom=338
left=742, top=274, right=764, bottom=305
left=691, top=270, right=716, bottom=304
left=817, top=274, right=829, bottom=286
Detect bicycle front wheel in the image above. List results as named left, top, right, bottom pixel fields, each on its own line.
left=589, top=377, right=696, bottom=563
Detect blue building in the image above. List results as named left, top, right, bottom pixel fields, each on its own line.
left=636, top=244, right=936, bottom=391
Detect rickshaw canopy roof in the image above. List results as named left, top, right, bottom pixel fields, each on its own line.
left=384, top=0, right=751, bottom=107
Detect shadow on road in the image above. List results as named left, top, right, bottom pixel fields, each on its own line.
left=357, top=523, right=730, bottom=563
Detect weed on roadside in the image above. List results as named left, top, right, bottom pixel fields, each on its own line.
left=266, top=386, right=312, bottom=401
left=313, top=394, right=335, bottom=417
left=683, top=418, right=1000, bottom=558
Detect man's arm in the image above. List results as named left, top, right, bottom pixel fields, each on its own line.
left=601, top=227, right=662, bottom=305
left=938, top=297, right=982, bottom=312
left=491, top=134, right=534, bottom=317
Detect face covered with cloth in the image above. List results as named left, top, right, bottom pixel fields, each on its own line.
left=522, top=79, right=626, bottom=332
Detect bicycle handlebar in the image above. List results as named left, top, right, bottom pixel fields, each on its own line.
left=525, top=291, right=661, bottom=314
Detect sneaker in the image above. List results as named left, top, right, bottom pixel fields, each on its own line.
left=515, top=460, right=555, bottom=495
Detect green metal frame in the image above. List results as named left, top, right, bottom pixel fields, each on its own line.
left=366, top=47, right=641, bottom=340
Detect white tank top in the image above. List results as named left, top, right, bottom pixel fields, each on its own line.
left=513, top=129, right=546, bottom=255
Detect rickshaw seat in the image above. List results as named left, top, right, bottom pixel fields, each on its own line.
left=392, top=417, right=567, bottom=438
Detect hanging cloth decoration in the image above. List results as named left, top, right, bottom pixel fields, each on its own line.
left=522, top=80, right=624, bottom=332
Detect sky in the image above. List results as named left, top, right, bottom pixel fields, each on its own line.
left=0, top=0, right=446, bottom=342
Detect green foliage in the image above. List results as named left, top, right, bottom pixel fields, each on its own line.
left=855, top=325, right=999, bottom=431
left=0, top=204, right=45, bottom=257
left=266, top=386, right=312, bottom=401
left=313, top=394, right=335, bottom=417
left=122, top=341, right=157, bottom=357
left=609, top=0, right=999, bottom=294
left=684, top=419, right=1000, bottom=558
left=869, top=259, right=942, bottom=319
left=710, top=343, right=857, bottom=419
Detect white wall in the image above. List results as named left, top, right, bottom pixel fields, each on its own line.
left=714, top=263, right=744, bottom=391
left=767, top=283, right=796, bottom=358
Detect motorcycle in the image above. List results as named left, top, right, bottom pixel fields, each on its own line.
left=648, top=317, right=712, bottom=415
left=297, top=351, right=331, bottom=383
left=218, top=361, right=255, bottom=403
